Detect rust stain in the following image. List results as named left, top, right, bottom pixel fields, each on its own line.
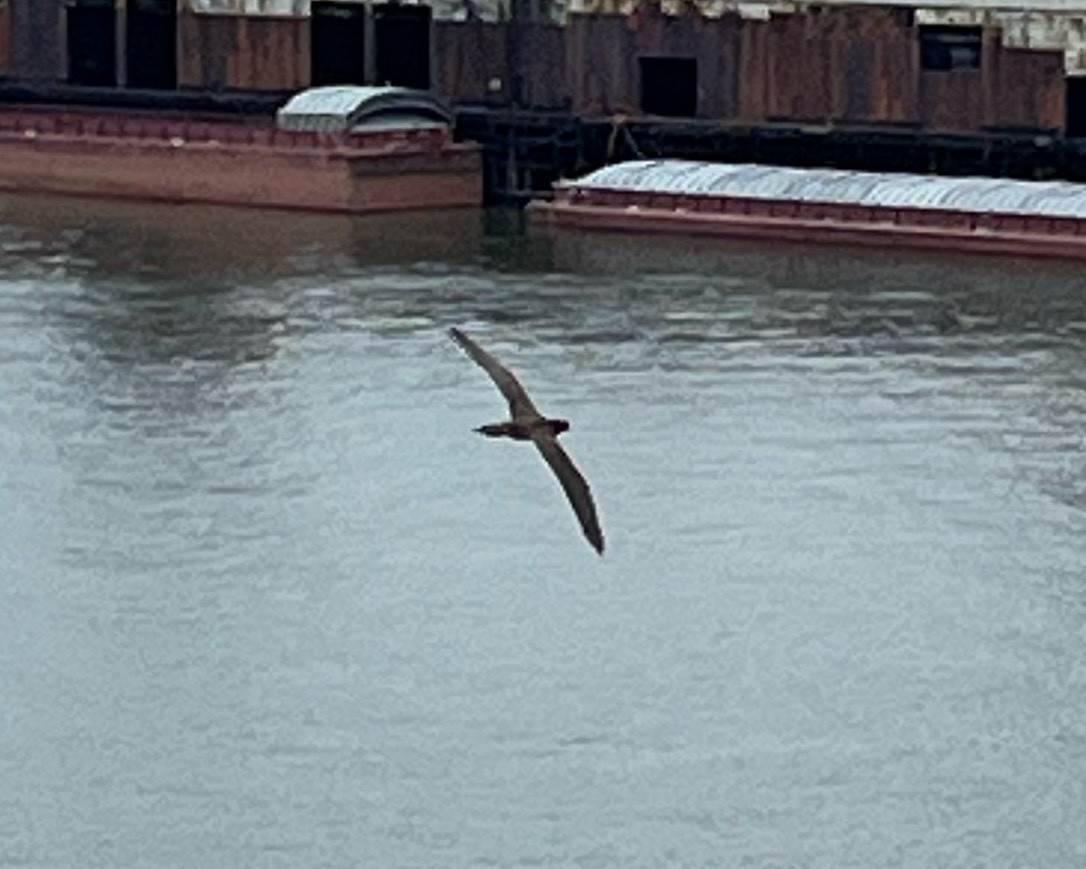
left=2, top=3, right=1076, bottom=135
left=0, top=4, right=10, bottom=77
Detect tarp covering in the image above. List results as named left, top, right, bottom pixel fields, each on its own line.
left=276, top=85, right=453, bottom=132
left=565, top=160, right=1086, bottom=219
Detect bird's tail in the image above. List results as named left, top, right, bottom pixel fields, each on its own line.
left=474, top=423, right=514, bottom=438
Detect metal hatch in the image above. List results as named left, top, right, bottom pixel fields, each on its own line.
left=276, top=85, right=453, bottom=133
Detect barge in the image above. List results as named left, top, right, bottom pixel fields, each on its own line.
left=529, top=160, right=1086, bottom=261
left=0, top=87, right=482, bottom=214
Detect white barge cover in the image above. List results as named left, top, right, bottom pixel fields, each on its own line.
left=563, top=160, right=1086, bottom=221
left=276, top=86, right=453, bottom=133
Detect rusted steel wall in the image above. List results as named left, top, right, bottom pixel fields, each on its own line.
left=0, top=3, right=1071, bottom=135
left=178, top=11, right=309, bottom=91
left=807, top=7, right=918, bottom=124
left=635, top=6, right=920, bottom=124
left=626, top=7, right=743, bottom=119
left=916, top=31, right=1063, bottom=132
left=513, top=23, right=567, bottom=109
left=918, top=67, right=981, bottom=132
left=764, top=11, right=833, bottom=121
left=561, top=6, right=1064, bottom=133
left=916, top=27, right=994, bottom=133
left=6, top=0, right=63, bottom=81
left=986, top=46, right=1065, bottom=132
left=0, top=4, right=10, bottom=77
left=434, top=22, right=508, bottom=104
left=737, top=15, right=769, bottom=121
left=566, top=15, right=636, bottom=115
left=434, top=20, right=568, bottom=109
left=707, top=14, right=744, bottom=120
left=566, top=7, right=923, bottom=123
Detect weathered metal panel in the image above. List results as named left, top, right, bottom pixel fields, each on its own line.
left=179, top=7, right=235, bottom=89
left=626, top=7, right=742, bottom=119
left=0, top=3, right=10, bottom=76
left=568, top=3, right=1064, bottom=133
left=433, top=21, right=509, bottom=103
left=7, top=0, right=63, bottom=81
left=801, top=12, right=836, bottom=120
left=514, top=22, right=567, bottom=108
left=0, top=0, right=1075, bottom=137
left=568, top=14, right=636, bottom=115
left=705, top=13, right=744, bottom=119
left=647, top=6, right=923, bottom=126
left=738, top=13, right=770, bottom=120
left=235, top=14, right=309, bottom=89
left=834, top=7, right=918, bottom=123
left=986, top=45, right=1064, bottom=130
left=876, top=8, right=920, bottom=122
left=842, top=30, right=876, bottom=119
left=916, top=24, right=992, bottom=132
left=919, top=68, right=985, bottom=131
left=629, top=3, right=700, bottom=55
left=179, top=8, right=309, bottom=89
left=766, top=12, right=826, bottom=120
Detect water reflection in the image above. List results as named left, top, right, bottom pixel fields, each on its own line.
left=0, top=194, right=486, bottom=280
left=551, top=227, right=1086, bottom=339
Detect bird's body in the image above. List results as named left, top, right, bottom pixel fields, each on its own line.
left=474, top=419, right=568, bottom=440
left=448, top=327, right=604, bottom=555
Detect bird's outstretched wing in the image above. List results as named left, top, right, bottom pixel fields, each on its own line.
left=533, top=434, right=605, bottom=555
left=449, top=328, right=542, bottom=421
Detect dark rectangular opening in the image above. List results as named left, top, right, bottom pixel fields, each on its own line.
left=374, top=3, right=431, bottom=90
left=126, top=0, right=176, bottom=89
left=1067, top=77, right=1086, bottom=137
left=920, top=25, right=982, bottom=72
left=639, top=56, right=697, bottom=117
left=311, top=1, right=367, bottom=86
left=67, top=0, right=117, bottom=87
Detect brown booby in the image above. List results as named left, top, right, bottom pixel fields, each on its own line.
left=449, top=327, right=605, bottom=555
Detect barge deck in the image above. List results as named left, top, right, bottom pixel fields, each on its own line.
left=529, top=159, right=1086, bottom=261
left=0, top=96, right=481, bottom=214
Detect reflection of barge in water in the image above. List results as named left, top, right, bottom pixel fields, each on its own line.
left=529, top=160, right=1086, bottom=261
left=0, top=87, right=481, bottom=214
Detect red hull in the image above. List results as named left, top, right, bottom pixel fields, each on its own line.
left=530, top=181, right=1086, bottom=261
left=0, top=108, right=482, bottom=214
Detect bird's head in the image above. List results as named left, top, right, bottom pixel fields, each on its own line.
left=550, top=419, right=570, bottom=436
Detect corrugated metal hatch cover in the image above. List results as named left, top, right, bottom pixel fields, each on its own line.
left=276, top=86, right=453, bottom=133
left=565, top=160, right=1086, bottom=220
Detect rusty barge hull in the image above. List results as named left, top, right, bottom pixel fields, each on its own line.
left=532, top=201, right=1086, bottom=261
left=529, top=160, right=1086, bottom=262
left=0, top=109, right=482, bottom=214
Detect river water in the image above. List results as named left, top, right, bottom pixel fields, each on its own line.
left=1, top=194, right=1084, bottom=868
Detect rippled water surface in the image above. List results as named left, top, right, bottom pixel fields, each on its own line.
left=1, top=194, right=1085, bottom=868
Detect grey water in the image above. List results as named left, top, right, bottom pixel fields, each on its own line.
left=1, top=193, right=1084, bottom=868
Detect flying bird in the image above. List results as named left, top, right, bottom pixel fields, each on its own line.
left=448, top=327, right=605, bottom=555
